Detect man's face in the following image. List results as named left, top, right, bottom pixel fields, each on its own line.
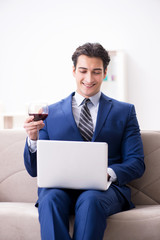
left=73, top=55, right=107, bottom=98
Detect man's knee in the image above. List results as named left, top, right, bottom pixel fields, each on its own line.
left=39, top=189, right=70, bottom=211
left=75, top=190, right=102, bottom=212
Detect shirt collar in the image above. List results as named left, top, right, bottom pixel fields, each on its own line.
left=75, top=91, right=101, bottom=107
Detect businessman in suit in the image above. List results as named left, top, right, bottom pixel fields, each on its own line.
left=24, top=43, right=145, bottom=240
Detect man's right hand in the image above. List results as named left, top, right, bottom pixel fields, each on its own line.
left=23, top=116, right=45, bottom=140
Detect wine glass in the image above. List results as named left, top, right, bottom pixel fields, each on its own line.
left=28, top=102, right=48, bottom=139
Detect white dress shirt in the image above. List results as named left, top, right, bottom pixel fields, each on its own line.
left=72, top=91, right=100, bottom=131
left=28, top=91, right=117, bottom=182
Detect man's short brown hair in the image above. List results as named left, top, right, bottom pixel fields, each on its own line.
left=72, top=43, right=110, bottom=71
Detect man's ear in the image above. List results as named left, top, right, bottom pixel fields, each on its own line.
left=104, top=68, right=107, bottom=79
left=72, top=66, right=76, bottom=77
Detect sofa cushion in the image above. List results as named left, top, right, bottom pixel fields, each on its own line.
left=1, top=203, right=160, bottom=240
left=0, top=202, right=40, bottom=240
left=105, top=205, right=160, bottom=240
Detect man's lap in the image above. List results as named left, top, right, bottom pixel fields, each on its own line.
left=37, top=186, right=127, bottom=217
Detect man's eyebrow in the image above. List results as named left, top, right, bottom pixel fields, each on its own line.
left=78, top=67, right=102, bottom=71
left=93, top=68, right=102, bottom=71
left=78, top=67, right=87, bottom=69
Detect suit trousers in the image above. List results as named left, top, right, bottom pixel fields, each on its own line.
left=38, top=185, right=127, bottom=240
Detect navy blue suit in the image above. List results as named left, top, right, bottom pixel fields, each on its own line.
left=24, top=92, right=145, bottom=240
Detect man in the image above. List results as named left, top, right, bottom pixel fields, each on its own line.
left=24, top=43, right=145, bottom=240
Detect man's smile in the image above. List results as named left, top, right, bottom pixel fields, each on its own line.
left=82, top=82, right=96, bottom=88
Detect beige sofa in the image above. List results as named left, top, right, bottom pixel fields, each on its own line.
left=0, top=129, right=160, bottom=240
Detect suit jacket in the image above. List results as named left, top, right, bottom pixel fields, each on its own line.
left=24, top=92, right=145, bottom=208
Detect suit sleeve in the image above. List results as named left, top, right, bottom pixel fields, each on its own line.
left=110, top=105, right=145, bottom=186
left=24, top=140, right=37, bottom=177
left=23, top=120, right=49, bottom=177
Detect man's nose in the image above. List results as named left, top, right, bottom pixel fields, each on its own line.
left=85, top=72, right=92, bottom=83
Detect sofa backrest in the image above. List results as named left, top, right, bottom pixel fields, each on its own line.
left=0, top=129, right=37, bottom=203
left=128, top=131, right=160, bottom=205
left=0, top=129, right=160, bottom=205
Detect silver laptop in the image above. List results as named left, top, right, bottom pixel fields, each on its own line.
left=37, top=140, right=111, bottom=190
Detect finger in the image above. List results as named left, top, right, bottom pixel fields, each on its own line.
left=24, top=119, right=43, bottom=127
left=24, top=120, right=45, bottom=131
left=25, top=116, right=34, bottom=123
left=37, top=123, right=45, bottom=130
left=23, top=121, right=35, bottom=130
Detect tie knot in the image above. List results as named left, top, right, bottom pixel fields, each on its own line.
left=83, top=98, right=91, bottom=106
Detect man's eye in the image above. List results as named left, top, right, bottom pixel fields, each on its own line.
left=80, top=71, right=87, bottom=74
left=94, top=72, right=101, bottom=75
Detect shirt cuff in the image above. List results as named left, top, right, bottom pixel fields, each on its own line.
left=27, top=137, right=37, bottom=153
left=107, top=167, right=117, bottom=182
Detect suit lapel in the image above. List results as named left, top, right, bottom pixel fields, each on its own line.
left=92, top=93, right=112, bottom=141
left=60, top=92, right=112, bottom=141
left=61, top=92, right=83, bottom=140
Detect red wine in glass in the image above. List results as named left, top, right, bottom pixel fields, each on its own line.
left=29, top=113, right=48, bottom=121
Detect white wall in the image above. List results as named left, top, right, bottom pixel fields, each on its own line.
left=0, top=0, right=160, bottom=130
